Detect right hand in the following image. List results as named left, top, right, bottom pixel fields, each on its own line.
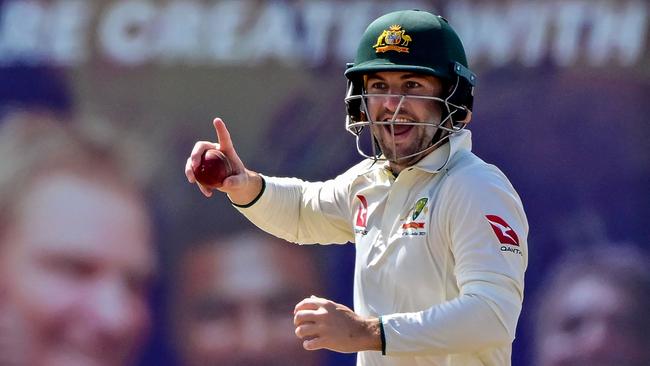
left=185, top=118, right=262, bottom=203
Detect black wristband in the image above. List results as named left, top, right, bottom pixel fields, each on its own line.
left=230, top=176, right=266, bottom=208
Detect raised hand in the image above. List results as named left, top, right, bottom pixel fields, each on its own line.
left=185, top=118, right=262, bottom=203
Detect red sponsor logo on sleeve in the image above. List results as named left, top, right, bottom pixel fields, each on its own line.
left=355, top=195, right=368, bottom=229
left=485, top=215, right=520, bottom=246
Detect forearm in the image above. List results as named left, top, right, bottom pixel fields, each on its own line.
left=234, top=175, right=354, bottom=244
left=381, top=282, right=521, bottom=356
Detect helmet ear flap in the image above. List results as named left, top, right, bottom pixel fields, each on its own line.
left=345, top=80, right=363, bottom=121
left=345, top=63, right=367, bottom=135
left=447, top=62, right=477, bottom=124
left=345, top=79, right=366, bottom=135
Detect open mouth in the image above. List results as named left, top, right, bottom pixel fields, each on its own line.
left=383, top=118, right=414, bottom=137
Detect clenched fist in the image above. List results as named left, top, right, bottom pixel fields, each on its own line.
left=293, top=295, right=382, bottom=353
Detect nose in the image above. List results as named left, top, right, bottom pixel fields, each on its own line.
left=85, top=277, right=142, bottom=340
left=380, top=94, right=402, bottom=113
left=238, top=305, right=270, bottom=354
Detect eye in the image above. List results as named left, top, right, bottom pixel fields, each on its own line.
left=367, top=81, right=388, bottom=92
left=405, top=80, right=422, bottom=89
left=559, top=315, right=583, bottom=334
left=45, top=255, right=96, bottom=279
left=266, top=290, right=303, bottom=316
left=192, top=297, right=237, bottom=322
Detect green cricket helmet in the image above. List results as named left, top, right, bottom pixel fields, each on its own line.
left=344, top=9, right=477, bottom=162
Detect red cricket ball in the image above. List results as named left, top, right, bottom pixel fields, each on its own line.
left=193, top=149, right=233, bottom=189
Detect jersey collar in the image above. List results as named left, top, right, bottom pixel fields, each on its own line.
left=357, top=129, right=473, bottom=177
left=411, top=129, right=473, bottom=174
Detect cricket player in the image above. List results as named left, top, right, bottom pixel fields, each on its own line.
left=185, top=9, right=528, bottom=366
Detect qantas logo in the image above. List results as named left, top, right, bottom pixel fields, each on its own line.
left=355, top=195, right=369, bottom=234
left=485, top=215, right=520, bottom=246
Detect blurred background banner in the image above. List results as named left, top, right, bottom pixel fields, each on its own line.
left=1, top=0, right=648, bottom=68
left=1, top=0, right=649, bottom=365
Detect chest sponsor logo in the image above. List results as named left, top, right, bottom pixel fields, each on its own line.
left=400, top=198, right=428, bottom=236
left=485, top=215, right=522, bottom=255
left=354, top=195, right=369, bottom=235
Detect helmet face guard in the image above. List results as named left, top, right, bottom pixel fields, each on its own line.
left=345, top=62, right=475, bottom=162
left=344, top=10, right=476, bottom=162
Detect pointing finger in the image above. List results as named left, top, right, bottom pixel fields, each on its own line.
left=213, top=118, right=233, bottom=151
left=212, top=118, right=247, bottom=173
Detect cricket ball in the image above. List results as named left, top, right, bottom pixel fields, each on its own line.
left=193, top=149, right=233, bottom=189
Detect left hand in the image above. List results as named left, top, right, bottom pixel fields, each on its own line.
left=293, top=295, right=382, bottom=353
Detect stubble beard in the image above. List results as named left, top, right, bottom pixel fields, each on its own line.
left=372, top=124, right=436, bottom=166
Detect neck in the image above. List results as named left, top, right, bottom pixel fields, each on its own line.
left=388, top=141, right=442, bottom=175
left=388, top=161, right=407, bottom=175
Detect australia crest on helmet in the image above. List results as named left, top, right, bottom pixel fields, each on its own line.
left=373, top=24, right=412, bottom=53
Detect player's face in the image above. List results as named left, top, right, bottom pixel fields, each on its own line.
left=176, top=242, right=322, bottom=366
left=537, top=276, right=648, bottom=366
left=0, top=173, right=155, bottom=366
left=365, top=71, right=444, bottom=169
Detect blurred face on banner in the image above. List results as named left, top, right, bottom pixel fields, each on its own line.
left=174, top=234, right=324, bottom=366
left=537, top=274, right=650, bottom=366
left=0, top=117, right=156, bottom=366
left=0, top=171, right=155, bottom=366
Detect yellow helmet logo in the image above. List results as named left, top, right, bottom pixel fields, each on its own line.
left=373, top=25, right=412, bottom=53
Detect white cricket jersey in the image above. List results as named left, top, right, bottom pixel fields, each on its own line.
left=234, top=130, right=528, bottom=366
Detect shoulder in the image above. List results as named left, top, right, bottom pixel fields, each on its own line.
left=318, top=158, right=384, bottom=195
left=445, top=151, right=516, bottom=193
left=437, top=152, right=528, bottom=238
left=334, top=158, right=386, bottom=183
left=438, top=151, right=524, bottom=217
